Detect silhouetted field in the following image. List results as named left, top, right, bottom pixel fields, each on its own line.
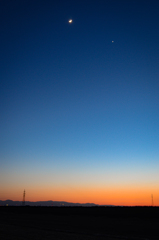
left=0, top=206, right=159, bottom=240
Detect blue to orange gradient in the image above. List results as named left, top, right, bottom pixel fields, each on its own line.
left=0, top=0, right=159, bottom=206
left=1, top=154, right=159, bottom=205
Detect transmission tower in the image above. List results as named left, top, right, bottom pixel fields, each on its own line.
left=22, top=190, right=25, bottom=206
left=151, top=194, right=153, bottom=207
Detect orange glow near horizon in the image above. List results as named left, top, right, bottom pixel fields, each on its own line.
left=1, top=185, right=159, bottom=206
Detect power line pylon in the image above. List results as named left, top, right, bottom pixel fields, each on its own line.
left=22, top=190, right=25, bottom=206
left=151, top=194, right=153, bottom=207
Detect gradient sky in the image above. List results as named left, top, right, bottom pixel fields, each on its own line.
left=1, top=0, right=159, bottom=206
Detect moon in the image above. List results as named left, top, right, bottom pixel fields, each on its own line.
left=68, top=19, right=73, bottom=23
left=112, top=41, right=114, bottom=43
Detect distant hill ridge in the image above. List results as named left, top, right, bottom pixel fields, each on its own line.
left=0, top=199, right=101, bottom=207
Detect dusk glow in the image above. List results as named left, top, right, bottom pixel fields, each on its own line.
left=1, top=0, right=159, bottom=206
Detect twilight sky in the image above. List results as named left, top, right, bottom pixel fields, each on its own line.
left=1, top=0, right=159, bottom=206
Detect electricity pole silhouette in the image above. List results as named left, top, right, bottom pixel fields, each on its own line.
left=151, top=194, right=153, bottom=207
left=22, top=190, right=25, bottom=206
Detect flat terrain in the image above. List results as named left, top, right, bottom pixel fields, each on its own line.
left=0, top=206, right=159, bottom=240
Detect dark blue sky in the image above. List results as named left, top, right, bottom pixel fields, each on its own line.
left=1, top=0, right=159, bottom=204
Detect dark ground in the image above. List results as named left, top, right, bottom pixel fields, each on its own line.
left=0, top=206, right=159, bottom=240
